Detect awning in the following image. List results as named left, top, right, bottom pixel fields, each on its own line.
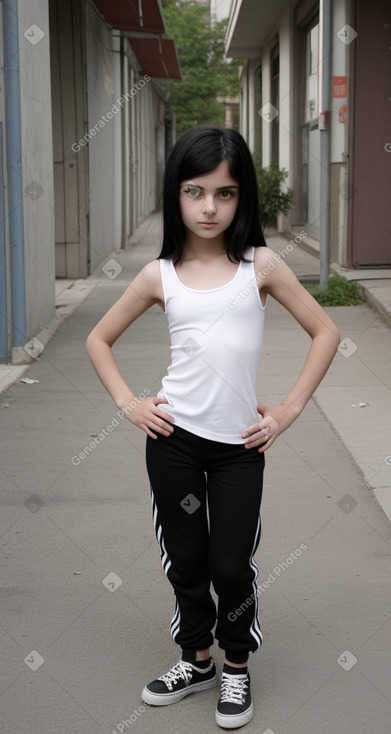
left=93, top=0, right=166, bottom=34
left=226, top=0, right=287, bottom=57
left=93, top=0, right=182, bottom=80
left=129, top=37, right=182, bottom=80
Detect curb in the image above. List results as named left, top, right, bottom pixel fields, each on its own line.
left=0, top=212, right=162, bottom=395
left=0, top=279, right=98, bottom=396
left=354, top=282, right=391, bottom=329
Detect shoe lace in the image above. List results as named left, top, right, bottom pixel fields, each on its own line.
left=158, top=660, right=194, bottom=691
left=220, top=673, right=248, bottom=705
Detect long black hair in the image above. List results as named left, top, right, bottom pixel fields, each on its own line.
left=158, top=125, right=267, bottom=264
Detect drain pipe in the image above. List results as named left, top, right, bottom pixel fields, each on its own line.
left=0, top=123, right=7, bottom=361
left=319, top=0, right=332, bottom=290
left=3, top=0, right=27, bottom=359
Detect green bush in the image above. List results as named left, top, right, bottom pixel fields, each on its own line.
left=253, top=156, right=294, bottom=228
left=304, top=274, right=363, bottom=306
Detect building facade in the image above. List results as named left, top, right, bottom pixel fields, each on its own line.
left=226, top=0, right=391, bottom=269
left=0, top=0, right=181, bottom=363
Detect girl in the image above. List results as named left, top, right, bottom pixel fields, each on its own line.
left=86, top=125, right=340, bottom=729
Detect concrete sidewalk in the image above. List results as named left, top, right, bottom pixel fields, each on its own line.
left=1, top=213, right=391, bottom=734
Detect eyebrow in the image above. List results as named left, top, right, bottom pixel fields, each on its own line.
left=182, top=183, right=239, bottom=190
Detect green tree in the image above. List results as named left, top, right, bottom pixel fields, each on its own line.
left=162, top=0, right=241, bottom=138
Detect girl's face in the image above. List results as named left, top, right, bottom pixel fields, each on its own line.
left=179, top=160, right=239, bottom=243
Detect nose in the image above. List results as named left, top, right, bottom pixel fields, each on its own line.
left=202, top=195, right=216, bottom=215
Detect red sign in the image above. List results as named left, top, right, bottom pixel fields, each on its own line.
left=333, top=76, right=347, bottom=98
left=339, top=105, right=347, bottom=123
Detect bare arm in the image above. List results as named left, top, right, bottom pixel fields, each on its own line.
left=86, top=260, right=174, bottom=438
left=243, top=248, right=341, bottom=451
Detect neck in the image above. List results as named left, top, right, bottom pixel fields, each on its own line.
left=182, top=232, right=227, bottom=261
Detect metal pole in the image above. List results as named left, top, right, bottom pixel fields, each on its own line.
left=3, top=0, right=27, bottom=350
left=319, top=0, right=332, bottom=290
left=0, top=123, right=8, bottom=360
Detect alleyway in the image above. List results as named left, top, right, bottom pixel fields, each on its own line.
left=1, top=214, right=391, bottom=734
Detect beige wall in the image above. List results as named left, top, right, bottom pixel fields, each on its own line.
left=19, top=0, right=55, bottom=339
left=330, top=163, right=343, bottom=265
left=86, top=14, right=163, bottom=272
left=85, top=2, right=116, bottom=273
left=1, top=0, right=171, bottom=359
left=230, top=0, right=354, bottom=265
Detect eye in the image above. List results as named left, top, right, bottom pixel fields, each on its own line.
left=180, top=185, right=202, bottom=201
left=219, top=190, right=234, bottom=199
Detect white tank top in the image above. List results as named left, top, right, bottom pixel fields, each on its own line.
left=157, top=247, right=267, bottom=444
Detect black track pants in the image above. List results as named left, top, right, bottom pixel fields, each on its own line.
left=145, top=424, right=265, bottom=664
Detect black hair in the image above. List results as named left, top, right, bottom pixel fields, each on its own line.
left=158, top=125, right=267, bottom=264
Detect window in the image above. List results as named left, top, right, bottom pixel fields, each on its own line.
left=270, top=41, right=279, bottom=166
left=254, top=63, right=262, bottom=157
left=305, top=23, right=319, bottom=124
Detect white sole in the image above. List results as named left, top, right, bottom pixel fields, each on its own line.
left=141, top=675, right=218, bottom=706
left=215, top=702, right=254, bottom=729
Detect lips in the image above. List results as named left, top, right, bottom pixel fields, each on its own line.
left=198, top=221, right=218, bottom=225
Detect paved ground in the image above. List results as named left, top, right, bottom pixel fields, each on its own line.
left=1, top=213, right=391, bottom=734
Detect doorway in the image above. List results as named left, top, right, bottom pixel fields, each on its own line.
left=300, top=18, right=320, bottom=238
left=49, top=0, right=89, bottom=278
left=350, top=0, right=391, bottom=266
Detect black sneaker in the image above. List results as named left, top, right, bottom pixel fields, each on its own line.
left=141, top=657, right=217, bottom=706
left=215, top=671, right=253, bottom=728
